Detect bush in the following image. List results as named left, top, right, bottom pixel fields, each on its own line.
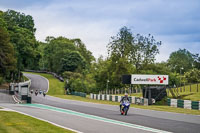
left=155, top=97, right=168, bottom=105
left=0, top=77, right=5, bottom=85
left=184, top=68, right=200, bottom=83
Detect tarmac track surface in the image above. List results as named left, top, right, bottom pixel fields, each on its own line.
left=1, top=73, right=200, bottom=133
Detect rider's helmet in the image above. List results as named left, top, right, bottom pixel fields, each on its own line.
left=124, top=93, right=128, bottom=97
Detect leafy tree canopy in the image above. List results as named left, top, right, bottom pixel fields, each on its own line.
left=168, top=49, right=194, bottom=73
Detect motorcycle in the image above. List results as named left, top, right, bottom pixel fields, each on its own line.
left=39, top=89, right=42, bottom=94
left=120, top=100, right=130, bottom=115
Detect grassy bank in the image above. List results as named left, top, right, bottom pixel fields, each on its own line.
left=25, top=72, right=200, bottom=115
left=0, top=111, right=74, bottom=133
left=167, top=84, right=200, bottom=101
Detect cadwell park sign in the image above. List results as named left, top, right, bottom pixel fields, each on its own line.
left=131, top=74, right=168, bottom=85
left=122, top=74, right=169, bottom=105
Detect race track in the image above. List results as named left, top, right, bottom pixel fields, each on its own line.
left=1, top=73, right=200, bottom=133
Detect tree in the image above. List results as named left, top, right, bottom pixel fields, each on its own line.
left=130, top=34, right=161, bottom=71
left=3, top=10, right=36, bottom=34
left=184, top=68, right=200, bottom=83
left=42, top=36, right=93, bottom=74
left=61, top=51, right=86, bottom=72
left=42, top=36, right=77, bottom=73
left=2, top=10, right=39, bottom=72
left=62, top=71, right=96, bottom=93
left=168, top=49, right=194, bottom=73
left=0, top=25, right=16, bottom=81
left=73, top=38, right=95, bottom=70
left=107, top=26, right=161, bottom=72
left=193, top=54, right=200, bottom=69
left=107, top=27, right=134, bottom=58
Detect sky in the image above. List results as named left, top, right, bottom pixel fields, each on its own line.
left=0, top=0, right=199, bottom=62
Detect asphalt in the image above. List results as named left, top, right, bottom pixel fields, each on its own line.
left=0, top=89, right=14, bottom=103
left=1, top=73, right=200, bottom=133
left=1, top=103, right=163, bottom=133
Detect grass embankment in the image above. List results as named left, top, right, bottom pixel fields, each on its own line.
left=0, top=111, right=74, bottom=133
left=167, top=83, right=200, bottom=101
left=23, top=76, right=29, bottom=81
left=25, top=72, right=200, bottom=115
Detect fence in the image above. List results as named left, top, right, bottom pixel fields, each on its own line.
left=167, top=98, right=200, bottom=110
left=90, top=93, right=148, bottom=106
left=98, top=88, right=142, bottom=95
left=167, top=83, right=200, bottom=94
left=71, top=91, right=86, bottom=97
left=167, top=83, right=200, bottom=99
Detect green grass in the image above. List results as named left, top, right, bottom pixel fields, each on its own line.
left=167, top=83, right=200, bottom=101
left=24, top=72, right=200, bottom=115
left=116, top=93, right=142, bottom=97
left=23, top=76, right=29, bottom=81
left=0, top=111, right=74, bottom=133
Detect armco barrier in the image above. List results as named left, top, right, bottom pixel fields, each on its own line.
left=167, top=98, right=200, bottom=110
left=90, top=93, right=148, bottom=106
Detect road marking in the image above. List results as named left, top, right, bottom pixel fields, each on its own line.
left=0, top=104, right=82, bottom=133
left=22, top=104, right=172, bottom=133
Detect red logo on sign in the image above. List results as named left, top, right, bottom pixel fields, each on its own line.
left=157, top=76, right=166, bottom=83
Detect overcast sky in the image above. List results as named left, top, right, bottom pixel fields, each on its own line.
left=0, top=0, right=199, bottom=62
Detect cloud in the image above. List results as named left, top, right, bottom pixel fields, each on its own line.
left=0, top=0, right=199, bottom=61
left=0, top=0, right=53, bottom=9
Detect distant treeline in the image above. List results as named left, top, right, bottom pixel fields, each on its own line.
left=0, top=9, right=200, bottom=93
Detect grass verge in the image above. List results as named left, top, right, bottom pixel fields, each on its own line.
left=23, top=76, right=29, bottom=81
left=0, top=111, right=74, bottom=133
left=24, top=72, right=200, bottom=115
left=117, top=93, right=142, bottom=97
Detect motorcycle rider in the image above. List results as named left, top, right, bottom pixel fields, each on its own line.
left=35, top=89, right=38, bottom=96
left=30, top=89, right=33, bottom=94
left=43, top=90, right=46, bottom=97
left=120, top=93, right=130, bottom=112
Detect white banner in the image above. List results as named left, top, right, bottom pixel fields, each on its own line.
left=131, top=74, right=168, bottom=85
